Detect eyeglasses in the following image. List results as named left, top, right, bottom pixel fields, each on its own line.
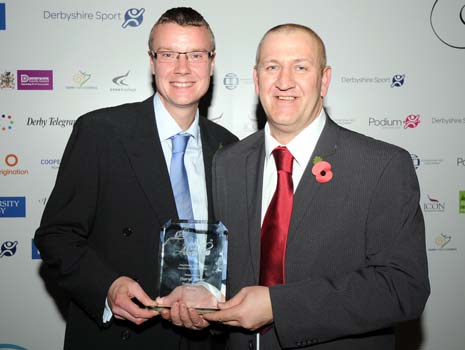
left=150, top=50, right=215, bottom=63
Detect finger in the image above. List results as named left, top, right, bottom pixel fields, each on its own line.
left=170, top=302, right=183, bottom=326
left=129, top=284, right=157, bottom=308
left=188, top=308, right=210, bottom=329
left=203, top=308, right=235, bottom=323
left=112, top=306, right=149, bottom=325
left=179, top=303, right=194, bottom=328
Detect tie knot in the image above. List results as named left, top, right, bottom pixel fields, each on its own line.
left=273, top=146, right=293, bottom=173
left=171, top=133, right=190, bottom=154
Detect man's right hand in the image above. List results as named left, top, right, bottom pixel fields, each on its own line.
left=107, top=276, right=158, bottom=325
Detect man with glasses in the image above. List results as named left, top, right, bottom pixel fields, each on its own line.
left=34, top=7, right=237, bottom=350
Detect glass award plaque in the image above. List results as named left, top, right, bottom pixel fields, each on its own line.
left=154, top=220, right=228, bottom=313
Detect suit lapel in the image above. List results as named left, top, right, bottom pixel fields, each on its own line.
left=245, top=132, right=265, bottom=282
left=199, top=118, right=220, bottom=221
left=122, top=97, right=178, bottom=225
left=288, top=116, right=340, bottom=243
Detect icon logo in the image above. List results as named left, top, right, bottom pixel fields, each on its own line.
left=1, top=114, right=14, bottom=132
left=0, top=197, right=26, bottom=217
left=403, top=114, right=421, bottom=129
left=17, top=70, right=53, bottom=90
left=0, top=241, right=18, bottom=258
left=0, top=71, right=15, bottom=89
left=122, top=8, right=145, bottom=28
left=424, top=194, right=445, bottom=212
left=0, top=3, right=5, bottom=30
left=224, top=73, right=239, bottom=90
left=391, top=74, right=405, bottom=87
left=430, top=0, right=465, bottom=49
left=460, top=191, right=465, bottom=214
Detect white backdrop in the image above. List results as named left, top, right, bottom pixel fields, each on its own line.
left=1, top=1, right=464, bottom=349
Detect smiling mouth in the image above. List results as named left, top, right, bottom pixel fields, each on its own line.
left=277, top=96, right=296, bottom=100
left=171, top=82, right=195, bottom=87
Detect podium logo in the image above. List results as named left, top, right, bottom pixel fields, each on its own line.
left=403, top=114, right=421, bottom=129
left=0, top=197, right=26, bottom=217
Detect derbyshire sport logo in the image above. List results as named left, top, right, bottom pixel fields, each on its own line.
left=430, top=0, right=465, bottom=49
left=340, top=74, right=406, bottom=88
left=42, top=7, right=144, bottom=29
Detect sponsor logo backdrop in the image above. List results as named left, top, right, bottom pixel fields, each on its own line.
left=1, top=1, right=464, bottom=349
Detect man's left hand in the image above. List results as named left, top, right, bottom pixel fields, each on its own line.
left=203, top=286, right=273, bottom=331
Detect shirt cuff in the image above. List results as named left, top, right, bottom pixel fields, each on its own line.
left=103, top=298, right=113, bottom=323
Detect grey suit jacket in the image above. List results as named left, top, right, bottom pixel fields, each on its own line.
left=213, top=116, right=429, bottom=349
left=35, top=96, right=237, bottom=350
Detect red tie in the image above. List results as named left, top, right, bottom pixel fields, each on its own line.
left=259, top=146, right=294, bottom=286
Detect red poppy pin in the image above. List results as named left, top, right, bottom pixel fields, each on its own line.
left=311, top=156, right=333, bottom=183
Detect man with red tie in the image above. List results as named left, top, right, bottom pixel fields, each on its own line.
left=203, top=23, right=430, bottom=349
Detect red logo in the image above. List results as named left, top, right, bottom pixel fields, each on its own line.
left=404, top=114, right=420, bottom=129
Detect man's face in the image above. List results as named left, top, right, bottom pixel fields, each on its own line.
left=254, top=29, right=331, bottom=143
left=150, top=23, right=215, bottom=116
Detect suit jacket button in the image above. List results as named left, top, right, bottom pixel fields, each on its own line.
left=248, top=340, right=254, bottom=349
left=121, top=329, right=131, bottom=340
left=122, top=227, right=133, bottom=237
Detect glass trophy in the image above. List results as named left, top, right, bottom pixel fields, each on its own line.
left=152, top=220, right=228, bottom=313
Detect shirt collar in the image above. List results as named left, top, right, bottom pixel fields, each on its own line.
left=153, top=93, right=200, bottom=143
left=264, top=108, right=326, bottom=167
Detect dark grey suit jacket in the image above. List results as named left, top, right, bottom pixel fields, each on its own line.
left=213, top=116, right=429, bottom=349
left=34, top=96, right=237, bottom=350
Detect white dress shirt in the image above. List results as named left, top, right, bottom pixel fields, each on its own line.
left=261, top=109, right=326, bottom=223
left=154, top=93, right=208, bottom=221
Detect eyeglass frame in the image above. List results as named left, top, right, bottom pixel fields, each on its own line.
left=149, top=50, right=216, bottom=63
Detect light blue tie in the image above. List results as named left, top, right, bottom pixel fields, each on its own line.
left=170, top=133, right=194, bottom=220
left=170, top=133, right=199, bottom=282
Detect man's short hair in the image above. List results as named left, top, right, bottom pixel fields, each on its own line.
left=255, top=23, right=327, bottom=70
left=148, top=7, right=215, bottom=52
